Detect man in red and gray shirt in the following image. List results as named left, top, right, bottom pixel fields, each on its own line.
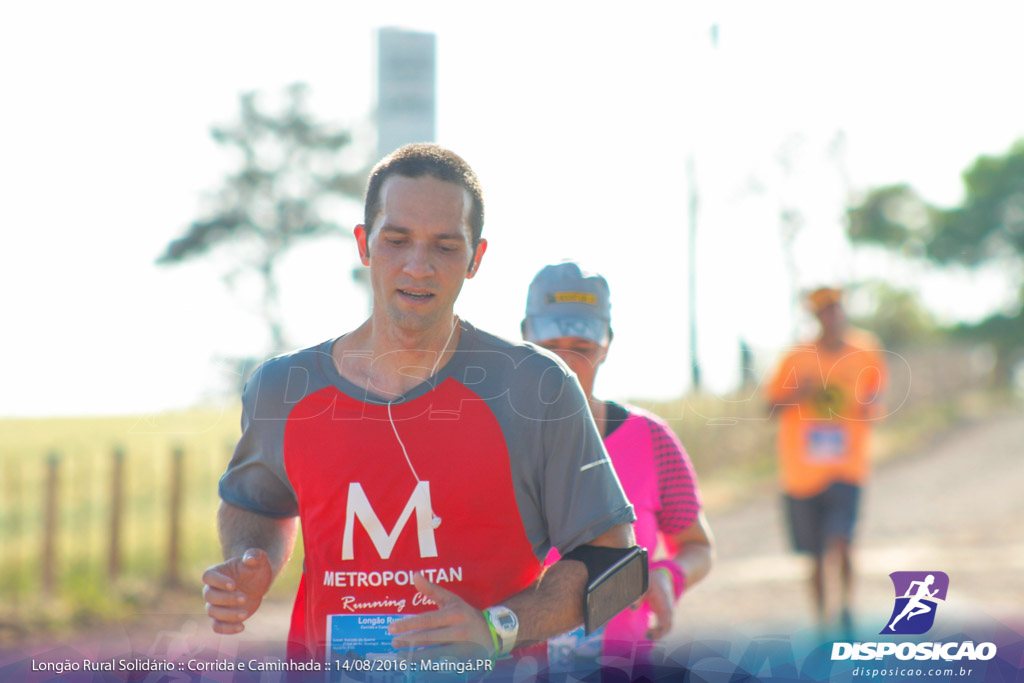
left=201, top=145, right=636, bottom=664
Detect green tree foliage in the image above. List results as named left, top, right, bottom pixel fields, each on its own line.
left=157, top=83, right=365, bottom=352
left=847, top=281, right=941, bottom=350
left=947, top=312, right=1024, bottom=387
left=848, top=140, right=1024, bottom=265
left=939, top=142, right=1024, bottom=265
left=846, top=139, right=1024, bottom=383
left=847, top=184, right=931, bottom=249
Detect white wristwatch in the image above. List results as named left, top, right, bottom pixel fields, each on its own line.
left=484, top=605, right=519, bottom=656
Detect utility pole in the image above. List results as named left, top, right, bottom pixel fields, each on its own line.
left=687, top=154, right=701, bottom=392
left=687, top=23, right=718, bottom=394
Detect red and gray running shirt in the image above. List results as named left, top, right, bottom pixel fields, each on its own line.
left=219, top=320, right=634, bottom=658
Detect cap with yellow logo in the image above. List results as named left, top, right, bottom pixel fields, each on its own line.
left=523, top=261, right=611, bottom=345
left=807, top=286, right=843, bottom=314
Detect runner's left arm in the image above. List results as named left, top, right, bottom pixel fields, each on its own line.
left=643, top=414, right=714, bottom=639
left=390, top=353, right=637, bottom=655
left=645, top=512, right=714, bottom=639
left=388, top=522, right=634, bottom=653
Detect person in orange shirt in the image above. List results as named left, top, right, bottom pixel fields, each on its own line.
left=765, top=286, right=887, bottom=634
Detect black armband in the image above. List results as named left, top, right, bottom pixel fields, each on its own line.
left=561, top=545, right=649, bottom=635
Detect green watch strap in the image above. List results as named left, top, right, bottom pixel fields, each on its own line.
left=482, top=609, right=500, bottom=657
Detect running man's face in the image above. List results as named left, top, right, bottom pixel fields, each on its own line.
left=814, top=301, right=846, bottom=339
left=536, top=336, right=607, bottom=397
left=355, top=175, right=487, bottom=334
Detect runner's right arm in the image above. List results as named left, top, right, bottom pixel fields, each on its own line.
left=201, top=502, right=298, bottom=634
left=204, top=359, right=303, bottom=634
left=765, top=351, right=819, bottom=414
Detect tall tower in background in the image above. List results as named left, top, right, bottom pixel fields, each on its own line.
left=376, top=28, right=436, bottom=160
left=354, top=28, right=437, bottom=307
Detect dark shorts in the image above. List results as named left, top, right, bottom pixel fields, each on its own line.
left=784, top=482, right=861, bottom=555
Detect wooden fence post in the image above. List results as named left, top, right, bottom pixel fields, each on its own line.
left=6, top=461, right=22, bottom=608
left=42, top=452, right=59, bottom=597
left=108, top=447, right=124, bottom=581
left=166, top=445, right=184, bottom=587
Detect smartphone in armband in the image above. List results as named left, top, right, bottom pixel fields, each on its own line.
left=562, top=545, right=649, bottom=635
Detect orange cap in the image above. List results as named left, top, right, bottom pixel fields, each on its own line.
left=807, top=287, right=842, bottom=313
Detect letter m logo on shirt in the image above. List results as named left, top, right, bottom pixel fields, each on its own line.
left=342, top=482, right=439, bottom=560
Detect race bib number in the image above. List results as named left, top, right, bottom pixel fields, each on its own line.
left=327, top=614, right=491, bottom=682
left=805, top=427, right=848, bottom=463
left=328, top=613, right=403, bottom=660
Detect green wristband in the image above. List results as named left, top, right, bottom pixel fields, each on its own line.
left=656, top=567, right=676, bottom=593
left=482, top=609, right=500, bottom=657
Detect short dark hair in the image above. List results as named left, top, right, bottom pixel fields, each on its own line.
left=363, top=143, right=485, bottom=247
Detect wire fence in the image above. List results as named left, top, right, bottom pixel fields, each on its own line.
left=0, top=443, right=219, bottom=602
left=0, top=410, right=308, bottom=637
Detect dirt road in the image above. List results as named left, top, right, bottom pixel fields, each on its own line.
left=671, top=410, right=1024, bottom=642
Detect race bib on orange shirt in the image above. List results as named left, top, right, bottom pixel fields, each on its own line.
left=804, top=426, right=849, bottom=463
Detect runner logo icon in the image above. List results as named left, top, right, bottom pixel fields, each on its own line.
left=880, top=571, right=949, bottom=635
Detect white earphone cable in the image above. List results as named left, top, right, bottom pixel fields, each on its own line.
left=389, top=315, right=458, bottom=484
left=385, top=316, right=458, bottom=531
left=387, top=399, right=421, bottom=482
left=428, top=315, right=459, bottom=379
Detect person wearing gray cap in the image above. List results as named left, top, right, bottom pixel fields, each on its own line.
left=523, top=261, right=715, bottom=673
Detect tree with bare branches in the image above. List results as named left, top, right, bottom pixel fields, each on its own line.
left=158, top=83, right=365, bottom=352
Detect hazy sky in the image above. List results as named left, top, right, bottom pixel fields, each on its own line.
left=3, top=1, right=1023, bottom=417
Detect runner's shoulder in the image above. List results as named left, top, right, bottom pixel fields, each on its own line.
left=622, top=404, right=689, bottom=449
left=463, top=323, right=583, bottom=419
left=617, top=403, right=667, bottom=430
left=843, top=327, right=884, bottom=353
left=241, top=340, right=331, bottom=405
left=466, top=322, right=574, bottom=379
left=768, top=341, right=819, bottom=373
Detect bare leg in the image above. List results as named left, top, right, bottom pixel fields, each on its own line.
left=836, top=537, right=853, bottom=629
left=810, top=553, right=826, bottom=627
left=817, top=536, right=854, bottom=635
